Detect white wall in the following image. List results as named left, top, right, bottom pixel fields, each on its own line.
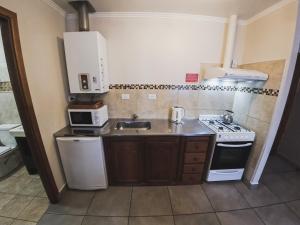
left=240, top=0, right=298, bottom=64
left=232, top=0, right=299, bottom=184
left=0, top=0, right=68, bottom=190
left=67, top=13, right=227, bottom=84
left=66, top=1, right=298, bottom=85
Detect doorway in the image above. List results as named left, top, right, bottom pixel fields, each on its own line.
left=0, top=5, right=59, bottom=204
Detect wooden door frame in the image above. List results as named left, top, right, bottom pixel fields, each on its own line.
left=0, top=6, right=59, bottom=203
left=271, top=53, right=300, bottom=153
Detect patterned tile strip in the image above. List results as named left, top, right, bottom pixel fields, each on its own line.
left=0, top=81, right=12, bottom=92
left=0, top=81, right=278, bottom=96
left=109, top=84, right=279, bottom=96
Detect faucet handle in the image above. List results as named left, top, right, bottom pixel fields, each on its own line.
left=132, top=114, right=138, bottom=120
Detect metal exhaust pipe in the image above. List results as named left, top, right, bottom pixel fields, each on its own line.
left=69, top=1, right=96, bottom=31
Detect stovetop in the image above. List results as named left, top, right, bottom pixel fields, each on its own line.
left=199, top=115, right=255, bottom=142
left=201, top=120, right=250, bottom=133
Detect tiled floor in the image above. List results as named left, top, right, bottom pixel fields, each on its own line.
left=0, top=167, right=48, bottom=225
left=0, top=154, right=293, bottom=225
left=35, top=154, right=300, bottom=225
left=38, top=179, right=300, bottom=225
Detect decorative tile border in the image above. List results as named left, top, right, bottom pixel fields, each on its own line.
left=109, top=84, right=279, bottom=96
left=239, top=86, right=279, bottom=96
left=1, top=81, right=278, bottom=96
left=0, top=82, right=12, bottom=92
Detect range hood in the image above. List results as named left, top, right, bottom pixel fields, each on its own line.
left=204, top=15, right=268, bottom=81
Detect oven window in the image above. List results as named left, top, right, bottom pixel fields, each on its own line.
left=70, top=112, right=92, bottom=125
left=211, top=142, right=252, bottom=170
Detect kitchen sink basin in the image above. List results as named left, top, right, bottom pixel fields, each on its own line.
left=115, top=121, right=151, bottom=130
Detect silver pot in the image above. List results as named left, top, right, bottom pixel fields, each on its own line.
left=222, top=110, right=234, bottom=124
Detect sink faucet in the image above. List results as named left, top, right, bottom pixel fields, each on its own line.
left=132, top=114, right=138, bottom=121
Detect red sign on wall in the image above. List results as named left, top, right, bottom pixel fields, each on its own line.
left=185, top=73, right=199, bottom=83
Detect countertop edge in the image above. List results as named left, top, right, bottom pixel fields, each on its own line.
left=54, top=119, right=216, bottom=138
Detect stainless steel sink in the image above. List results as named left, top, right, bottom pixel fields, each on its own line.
left=115, top=121, right=151, bottom=130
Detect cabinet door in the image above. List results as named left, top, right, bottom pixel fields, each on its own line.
left=107, top=138, right=144, bottom=185
left=145, top=137, right=179, bottom=184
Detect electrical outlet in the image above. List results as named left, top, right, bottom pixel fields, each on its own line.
left=232, top=60, right=238, bottom=68
left=148, top=94, right=157, bottom=100
left=121, top=94, right=130, bottom=100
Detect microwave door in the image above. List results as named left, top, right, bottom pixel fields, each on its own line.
left=70, top=111, right=93, bottom=126
left=211, top=142, right=252, bottom=170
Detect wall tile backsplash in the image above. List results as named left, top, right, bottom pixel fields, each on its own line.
left=0, top=91, right=21, bottom=124
left=101, top=88, right=235, bottom=119
left=102, top=60, right=283, bottom=119
left=0, top=82, right=21, bottom=124
left=234, top=59, right=285, bottom=182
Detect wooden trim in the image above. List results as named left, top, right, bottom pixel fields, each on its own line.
left=271, top=53, right=300, bottom=153
left=0, top=6, right=59, bottom=203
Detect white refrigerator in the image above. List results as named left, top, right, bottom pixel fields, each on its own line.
left=56, top=137, right=107, bottom=190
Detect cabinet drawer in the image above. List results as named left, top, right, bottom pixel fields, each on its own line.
left=185, top=141, right=208, bottom=153
left=184, top=153, right=206, bottom=164
left=185, top=137, right=209, bottom=142
left=182, top=173, right=202, bottom=184
left=183, top=164, right=204, bottom=174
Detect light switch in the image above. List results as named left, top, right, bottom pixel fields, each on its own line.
left=148, top=94, right=157, bottom=100
left=121, top=94, right=130, bottom=100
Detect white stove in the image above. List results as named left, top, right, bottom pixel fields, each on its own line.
left=199, top=115, right=255, bottom=142
left=199, top=115, right=255, bottom=182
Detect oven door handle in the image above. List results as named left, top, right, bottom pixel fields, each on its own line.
left=217, top=143, right=252, bottom=148
left=211, top=170, right=241, bottom=174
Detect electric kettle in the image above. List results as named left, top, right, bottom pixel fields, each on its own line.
left=171, top=106, right=185, bottom=123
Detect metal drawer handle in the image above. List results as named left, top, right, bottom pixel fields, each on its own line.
left=217, top=143, right=252, bottom=148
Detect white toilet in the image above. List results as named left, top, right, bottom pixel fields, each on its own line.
left=0, top=124, right=22, bottom=178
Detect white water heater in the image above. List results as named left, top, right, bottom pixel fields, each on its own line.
left=64, top=31, right=109, bottom=94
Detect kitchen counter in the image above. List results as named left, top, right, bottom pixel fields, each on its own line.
left=54, top=119, right=215, bottom=137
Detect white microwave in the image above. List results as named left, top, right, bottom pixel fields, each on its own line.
left=68, top=105, right=108, bottom=127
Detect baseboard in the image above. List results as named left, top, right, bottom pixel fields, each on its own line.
left=58, top=183, right=67, bottom=199
left=243, top=178, right=259, bottom=189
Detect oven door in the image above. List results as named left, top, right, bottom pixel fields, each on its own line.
left=210, top=142, right=252, bottom=170
left=69, top=111, right=94, bottom=126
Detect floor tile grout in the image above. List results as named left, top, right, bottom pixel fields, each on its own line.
left=201, top=184, right=223, bottom=225
left=252, top=208, right=268, bottom=225
left=166, top=186, right=176, bottom=225
left=31, top=157, right=300, bottom=224
left=283, top=202, right=300, bottom=222
left=80, top=191, right=97, bottom=225
left=127, top=186, right=133, bottom=225
left=228, top=182, right=251, bottom=209
left=258, top=178, right=284, bottom=203
left=42, top=186, right=300, bottom=217
left=260, top=173, right=289, bottom=202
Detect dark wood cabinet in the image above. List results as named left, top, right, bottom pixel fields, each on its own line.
left=104, top=137, right=144, bottom=185
left=180, top=136, right=211, bottom=184
left=104, top=135, right=211, bottom=186
left=145, top=137, right=179, bottom=184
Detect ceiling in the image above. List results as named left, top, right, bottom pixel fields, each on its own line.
left=53, top=0, right=284, bottom=19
